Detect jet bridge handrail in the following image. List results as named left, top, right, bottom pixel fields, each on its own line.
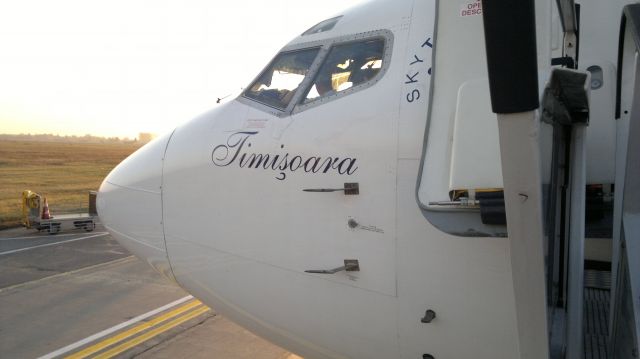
left=616, top=5, right=640, bottom=119
left=480, top=1, right=549, bottom=358
left=609, top=4, right=640, bottom=357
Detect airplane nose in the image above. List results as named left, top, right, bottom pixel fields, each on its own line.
left=98, top=132, right=175, bottom=281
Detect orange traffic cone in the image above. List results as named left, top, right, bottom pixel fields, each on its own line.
left=42, top=197, right=51, bottom=219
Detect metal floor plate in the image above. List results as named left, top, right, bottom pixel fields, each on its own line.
left=584, top=271, right=611, bottom=359
left=585, top=269, right=612, bottom=290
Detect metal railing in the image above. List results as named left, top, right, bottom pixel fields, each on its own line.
left=609, top=4, right=640, bottom=358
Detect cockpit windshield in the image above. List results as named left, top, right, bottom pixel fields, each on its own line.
left=242, top=32, right=390, bottom=113
left=304, top=39, right=384, bottom=102
left=244, top=48, right=320, bottom=110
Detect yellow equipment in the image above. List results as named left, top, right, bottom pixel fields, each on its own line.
left=21, top=190, right=95, bottom=234
left=21, top=190, right=42, bottom=229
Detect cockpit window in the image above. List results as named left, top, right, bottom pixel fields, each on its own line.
left=302, top=16, right=342, bottom=36
left=244, top=47, right=320, bottom=110
left=304, top=39, right=385, bottom=103
left=240, top=31, right=392, bottom=115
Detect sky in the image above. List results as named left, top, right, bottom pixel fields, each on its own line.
left=0, top=0, right=364, bottom=139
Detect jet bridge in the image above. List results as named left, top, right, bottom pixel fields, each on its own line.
left=481, top=0, right=640, bottom=358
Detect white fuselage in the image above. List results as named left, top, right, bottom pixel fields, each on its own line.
left=97, top=0, right=629, bottom=357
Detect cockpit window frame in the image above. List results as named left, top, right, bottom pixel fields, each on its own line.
left=238, top=29, right=394, bottom=117
left=242, top=47, right=322, bottom=112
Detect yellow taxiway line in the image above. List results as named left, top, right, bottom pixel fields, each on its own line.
left=65, top=299, right=208, bottom=359
left=94, top=306, right=211, bottom=359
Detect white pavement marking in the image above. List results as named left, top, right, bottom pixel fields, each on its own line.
left=0, top=256, right=135, bottom=294
left=0, top=233, right=109, bottom=256
left=37, top=295, right=194, bottom=359
left=0, top=232, right=95, bottom=241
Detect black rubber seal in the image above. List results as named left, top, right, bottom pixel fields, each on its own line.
left=481, top=0, right=540, bottom=114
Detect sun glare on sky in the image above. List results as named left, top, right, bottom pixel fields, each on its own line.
left=0, top=0, right=364, bottom=139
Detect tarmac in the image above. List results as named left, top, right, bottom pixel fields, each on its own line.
left=0, top=224, right=299, bottom=359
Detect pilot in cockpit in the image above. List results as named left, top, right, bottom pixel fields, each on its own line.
left=314, top=71, right=334, bottom=97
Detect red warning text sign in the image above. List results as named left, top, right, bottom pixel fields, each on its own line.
left=460, top=0, right=482, bottom=17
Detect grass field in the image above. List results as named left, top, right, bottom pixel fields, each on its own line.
left=0, top=140, right=141, bottom=229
